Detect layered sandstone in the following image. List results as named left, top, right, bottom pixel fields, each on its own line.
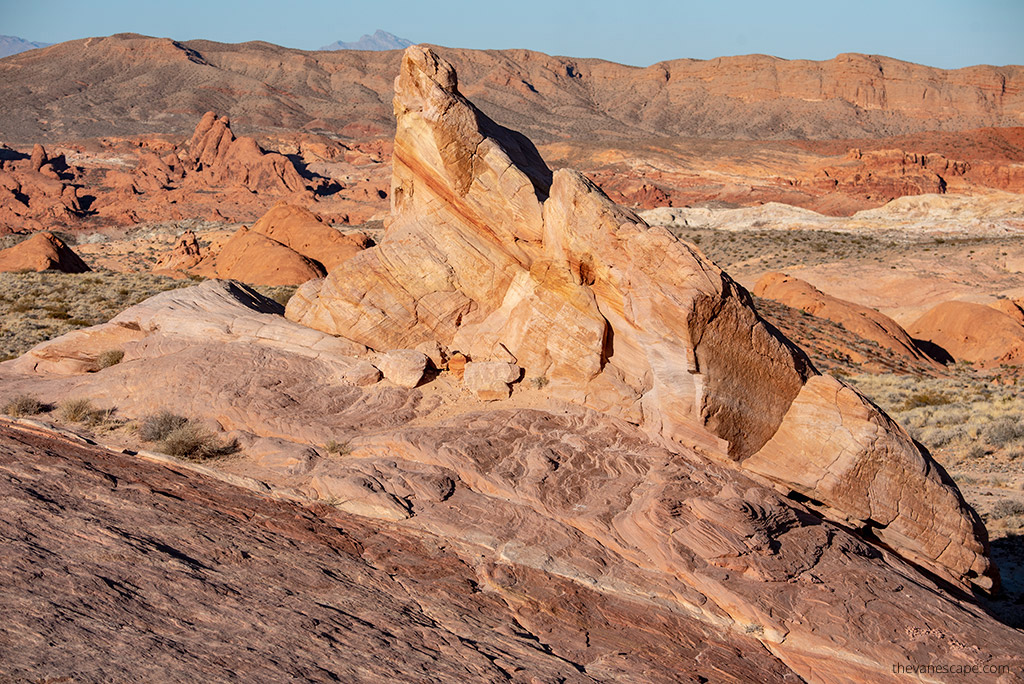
left=2, top=280, right=1022, bottom=681
left=288, top=46, right=993, bottom=591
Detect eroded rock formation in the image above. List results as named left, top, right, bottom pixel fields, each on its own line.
left=0, top=231, right=90, bottom=273
left=910, top=300, right=1024, bottom=366
left=288, top=46, right=993, bottom=591
left=2, top=281, right=1022, bottom=681
left=754, top=272, right=940, bottom=367
left=2, top=45, right=1019, bottom=682
left=187, top=202, right=370, bottom=286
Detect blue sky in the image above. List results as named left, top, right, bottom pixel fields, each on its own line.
left=1, top=0, right=1021, bottom=68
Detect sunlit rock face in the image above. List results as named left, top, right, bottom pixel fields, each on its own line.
left=286, top=45, right=995, bottom=592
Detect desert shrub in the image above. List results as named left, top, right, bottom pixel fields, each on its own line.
left=138, top=411, right=189, bottom=442
left=59, top=398, right=94, bottom=423
left=138, top=411, right=237, bottom=461
left=324, top=439, right=352, bottom=456
left=3, top=394, right=46, bottom=417
left=901, top=391, right=952, bottom=410
left=990, top=500, right=1024, bottom=519
left=985, top=418, right=1024, bottom=446
left=97, top=349, right=125, bottom=368
left=966, top=444, right=989, bottom=460
left=529, top=376, right=550, bottom=389
left=159, top=423, right=237, bottom=461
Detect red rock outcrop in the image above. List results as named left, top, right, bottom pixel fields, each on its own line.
left=287, top=46, right=993, bottom=592
left=0, top=144, right=85, bottom=233
left=990, top=297, right=1024, bottom=326
left=180, top=112, right=308, bottom=195
left=153, top=229, right=202, bottom=276
left=191, top=226, right=325, bottom=286
left=183, top=202, right=370, bottom=286
left=0, top=231, right=90, bottom=273
left=754, top=272, right=941, bottom=367
left=909, top=300, right=1024, bottom=366
left=249, top=202, right=370, bottom=271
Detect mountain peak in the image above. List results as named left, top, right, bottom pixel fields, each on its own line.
left=0, top=35, right=52, bottom=59
left=319, top=30, right=413, bottom=52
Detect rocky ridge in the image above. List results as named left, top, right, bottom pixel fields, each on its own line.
left=754, top=272, right=941, bottom=367
left=1, top=34, right=1022, bottom=143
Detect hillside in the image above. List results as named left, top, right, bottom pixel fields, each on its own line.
left=0, top=33, right=1021, bottom=143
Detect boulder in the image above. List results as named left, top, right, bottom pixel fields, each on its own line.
left=250, top=202, right=371, bottom=271
left=463, top=361, right=520, bottom=400
left=446, top=352, right=468, bottom=379
left=192, top=226, right=325, bottom=286
left=414, top=340, right=447, bottom=369
left=377, top=349, right=428, bottom=388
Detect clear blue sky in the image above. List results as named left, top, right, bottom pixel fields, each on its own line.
left=1, top=0, right=1021, bottom=68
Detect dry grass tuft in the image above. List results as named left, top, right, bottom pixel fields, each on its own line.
left=59, top=398, right=95, bottom=423
left=138, top=411, right=237, bottom=461
left=3, top=394, right=47, bottom=417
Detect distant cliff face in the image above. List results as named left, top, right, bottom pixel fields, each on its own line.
left=0, top=33, right=1020, bottom=142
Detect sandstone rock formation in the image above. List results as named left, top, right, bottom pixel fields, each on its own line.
left=3, top=278, right=1022, bottom=681
left=153, top=229, right=202, bottom=275
left=1, top=44, right=1020, bottom=682
left=287, top=46, right=993, bottom=591
left=11, top=279, right=373, bottom=382
left=0, top=144, right=85, bottom=233
left=249, top=202, right=371, bottom=271
left=0, top=231, right=90, bottom=273
left=170, top=203, right=370, bottom=285
left=754, top=272, right=940, bottom=367
left=909, top=300, right=1024, bottom=366
left=181, top=112, right=308, bottom=195
left=991, top=297, right=1024, bottom=326
left=0, top=422, right=861, bottom=683
left=191, top=227, right=325, bottom=286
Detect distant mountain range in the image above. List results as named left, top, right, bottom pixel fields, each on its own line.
left=0, top=35, right=52, bottom=58
left=0, top=33, right=1021, bottom=145
left=319, top=30, right=412, bottom=52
